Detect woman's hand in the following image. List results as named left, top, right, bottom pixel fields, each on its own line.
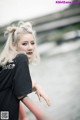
left=32, top=80, right=51, bottom=106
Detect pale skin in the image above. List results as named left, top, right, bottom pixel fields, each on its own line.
left=14, top=33, right=51, bottom=120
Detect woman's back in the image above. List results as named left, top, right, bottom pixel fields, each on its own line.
left=0, top=53, right=32, bottom=120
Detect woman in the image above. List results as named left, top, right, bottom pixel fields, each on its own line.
left=0, top=22, right=50, bottom=120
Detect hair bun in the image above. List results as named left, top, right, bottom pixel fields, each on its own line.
left=4, top=25, right=18, bottom=38
left=6, top=25, right=17, bottom=33
left=18, top=21, right=32, bottom=29
left=25, top=22, right=32, bottom=29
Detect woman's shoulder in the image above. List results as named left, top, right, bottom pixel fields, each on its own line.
left=14, top=53, right=28, bottom=63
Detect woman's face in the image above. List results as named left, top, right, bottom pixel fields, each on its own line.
left=16, top=33, right=35, bottom=60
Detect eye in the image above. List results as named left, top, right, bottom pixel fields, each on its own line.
left=31, top=42, right=35, bottom=45
left=22, top=43, right=28, bottom=45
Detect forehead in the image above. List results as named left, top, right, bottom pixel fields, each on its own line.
left=19, top=33, right=34, bottom=42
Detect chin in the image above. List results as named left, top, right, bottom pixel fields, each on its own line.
left=27, top=55, right=32, bottom=60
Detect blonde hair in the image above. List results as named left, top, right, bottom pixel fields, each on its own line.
left=0, top=22, right=40, bottom=66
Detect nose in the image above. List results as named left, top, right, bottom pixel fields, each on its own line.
left=28, top=43, right=33, bottom=50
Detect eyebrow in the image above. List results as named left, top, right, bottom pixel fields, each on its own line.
left=22, top=40, right=34, bottom=42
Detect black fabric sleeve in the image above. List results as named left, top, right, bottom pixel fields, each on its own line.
left=13, top=54, right=32, bottom=98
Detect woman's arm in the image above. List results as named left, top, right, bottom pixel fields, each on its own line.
left=19, top=101, right=28, bottom=120
left=21, top=96, right=49, bottom=120
left=18, top=79, right=51, bottom=120
left=32, top=80, right=51, bottom=106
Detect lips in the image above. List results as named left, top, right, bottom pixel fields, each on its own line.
left=27, top=52, right=33, bottom=55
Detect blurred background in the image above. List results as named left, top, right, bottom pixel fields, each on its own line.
left=0, top=0, right=80, bottom=120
